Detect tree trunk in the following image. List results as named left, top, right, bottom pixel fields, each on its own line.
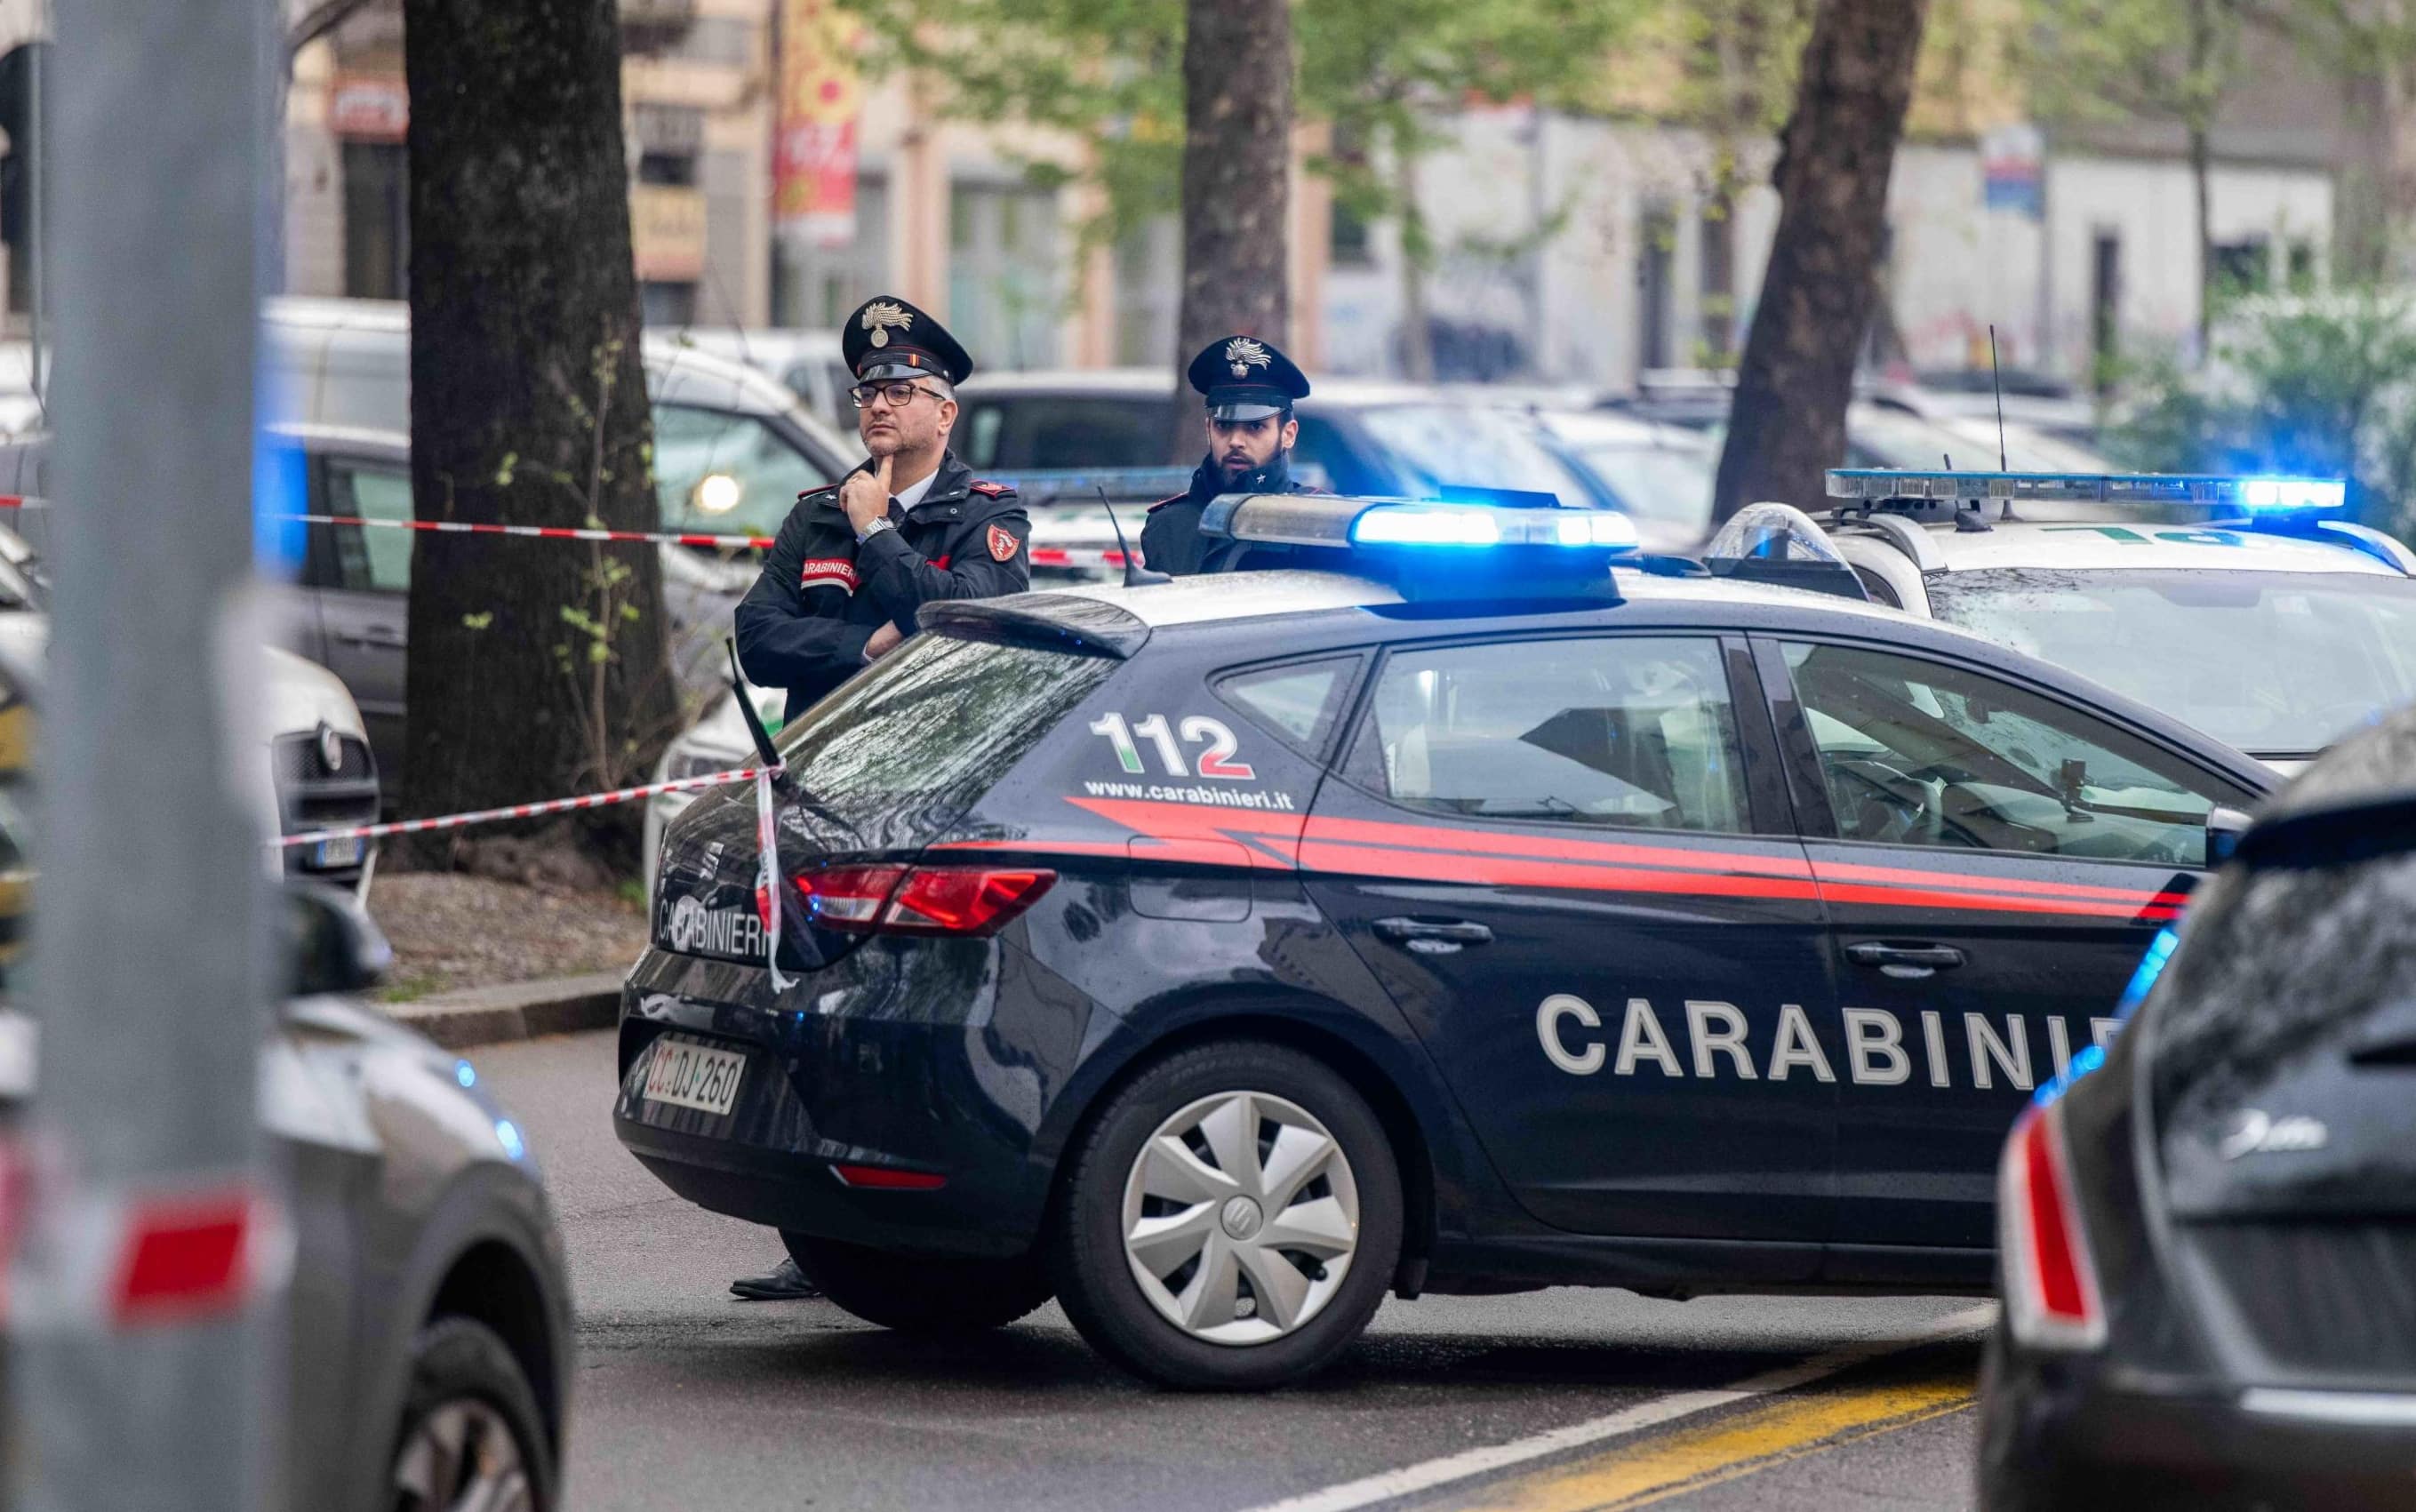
left=401, top=0, right=676, bottom=858
left=1394, top=140, right=1435, bottom=382
left=1711, top=0, right=1927, bottom=524
left=1171, top=0, right=1292, bottom=457
left=2189, top=120, right=2212, bottom=352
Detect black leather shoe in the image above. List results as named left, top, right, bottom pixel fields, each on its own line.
left=729, top=1255, right=822, bottom=1301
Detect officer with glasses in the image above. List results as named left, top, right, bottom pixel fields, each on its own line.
left=736, top=294, right=1032, bottom=727
left=730, top=295, right=1029, bottom=1303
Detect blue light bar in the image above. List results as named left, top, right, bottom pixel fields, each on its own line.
left=1827, top=468, right=2349, bottom=513
left=1201, top=492, right=1642, bottom=553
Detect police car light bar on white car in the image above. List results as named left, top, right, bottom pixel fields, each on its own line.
left=1826, top=468, right=2350, bottom=515
left=1201, top=492, right=1644, bottom=552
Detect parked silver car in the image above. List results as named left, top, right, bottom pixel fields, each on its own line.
left=0, top=641, right=572, bottom=1512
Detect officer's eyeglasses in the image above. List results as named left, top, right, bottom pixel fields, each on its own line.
left=849, top=381, right=944, bottom=409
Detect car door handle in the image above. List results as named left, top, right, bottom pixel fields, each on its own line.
left=1372, top=916, right=1493, bottom=953
left=1845, top=940, right=1966, bottom=975
left=336, top=626, right=406, bottom=649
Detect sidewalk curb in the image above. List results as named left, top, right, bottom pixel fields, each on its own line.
left=385, top=970, right=626, bottom=1050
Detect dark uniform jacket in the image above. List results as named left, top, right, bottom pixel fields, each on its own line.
left=1140, top=453, right=1319, bottom=575
left=735, top=451, right=1029, bottom=721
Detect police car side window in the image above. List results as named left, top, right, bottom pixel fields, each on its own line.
left=1216, top=658, right=1359, bottom=756
left=1781, top=640, right=2226, bottom=866
left=1343, top=636, right=1748, bottom=833
left=327, top=461, right=413, bottom=593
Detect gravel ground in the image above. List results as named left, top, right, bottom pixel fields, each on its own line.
left=365, top=871, right=650, bottom=1001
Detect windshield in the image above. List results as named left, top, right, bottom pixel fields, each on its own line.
left=1927, top=568, right=2416, bottom=757
left=1350, top=405, right=1596, bottom=503
left=1563, top=442, right=1714, bottom=528
left=652, top=403, right=838, bottom=539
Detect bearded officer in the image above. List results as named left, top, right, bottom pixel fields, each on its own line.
left=735, top=294, right=1030, bottom=726
left=727, top=295, right=1028, bottom=1303
left=1140, top=334, right=1316, bottom=575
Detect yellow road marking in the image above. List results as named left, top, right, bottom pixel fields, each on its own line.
left=1450, top=1373, right=1976, bottom=1512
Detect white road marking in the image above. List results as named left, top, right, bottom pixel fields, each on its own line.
left=1238, top=1302, right=1997, bottom=1512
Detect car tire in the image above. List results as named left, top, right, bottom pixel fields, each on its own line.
left=1049, top=1038, right=1403, bottom=1390
left=389, top=1315, right=556, bottom=1512
left=781, top=1232, right=1054, bottom=1334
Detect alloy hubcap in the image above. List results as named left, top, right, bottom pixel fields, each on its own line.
left=391, top=1396, right=535, bottom=1512
left=1120, top=1089, right=1361, bottom=1347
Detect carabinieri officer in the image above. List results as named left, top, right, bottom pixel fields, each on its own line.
left=1140, top=334, right=1317, bottom=575
left=735, top=294, right=1030, bottom=724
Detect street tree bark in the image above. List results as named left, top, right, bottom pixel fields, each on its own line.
left=402, top=0, right=676, bottom=865
left=1712, top=0, right=1928, bottom=524
left=1172, top=0, right=1292, bottom=456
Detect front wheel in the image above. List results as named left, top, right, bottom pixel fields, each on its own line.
left=1050, top=1039, right=1403, bottom=1389
left=389, top=1316, right=555, bottom=1512
left=781, top=1232, right=1053, bottom=1334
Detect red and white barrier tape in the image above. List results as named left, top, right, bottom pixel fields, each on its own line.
left=275, top=764, right=772, bottom=848
left=285, top=514, right=1132, bottom=567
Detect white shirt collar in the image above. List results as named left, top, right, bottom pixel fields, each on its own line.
left=890, top=465, right=940, bottom=513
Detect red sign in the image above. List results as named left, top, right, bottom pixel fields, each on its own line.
left=775, top=0, right=861, bottom=248
left=329, top=74, right=408, bottom=143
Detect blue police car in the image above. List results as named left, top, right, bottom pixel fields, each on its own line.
left=615, top=491, right=2275, bottom=1388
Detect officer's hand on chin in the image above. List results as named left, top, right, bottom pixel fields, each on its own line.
left=843, top=455, right=894, bottom=533
left=861, top=621, right=905, bottom=662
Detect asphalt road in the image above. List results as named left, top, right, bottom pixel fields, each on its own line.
left=478, top=1030, right=1994, bottom=1512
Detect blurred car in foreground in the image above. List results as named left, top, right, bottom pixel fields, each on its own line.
left=0, top=642, right=572, bottom=1512
left=1978, top=708, right=2416, bottom=1511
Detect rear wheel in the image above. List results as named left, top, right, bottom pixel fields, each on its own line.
left=781, top=1232, right=1053, bottom=1334
left=389, top=1316, right=554, bottom=1512
left=1050, top=1039, right=1403, bottom=1389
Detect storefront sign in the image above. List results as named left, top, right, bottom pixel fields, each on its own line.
left=774, top=0, right=862, bottom=249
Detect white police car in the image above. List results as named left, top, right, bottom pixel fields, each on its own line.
left=1801, top=470, right=2416, bottom=772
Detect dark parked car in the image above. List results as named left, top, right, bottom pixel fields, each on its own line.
left=1978, top=708, right=2416, bottom=1510
left=0, top=642, right=573, bottom=1511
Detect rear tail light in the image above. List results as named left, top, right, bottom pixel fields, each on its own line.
left=796, top=864, right=1054, bottom=938
left=1999, top=1102, right=2107, bottom=1350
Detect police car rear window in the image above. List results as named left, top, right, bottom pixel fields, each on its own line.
left=772, top=632, right=1116, bottom=810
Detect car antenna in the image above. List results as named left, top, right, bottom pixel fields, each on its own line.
left=1988, top=324, right=2019, bottom=521
left=724, top=640, right=794, bottom=792
left=1097, top=486, right=1172, bottom=587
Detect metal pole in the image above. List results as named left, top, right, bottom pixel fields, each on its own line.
left=12, top=0, right=276, bottom=1505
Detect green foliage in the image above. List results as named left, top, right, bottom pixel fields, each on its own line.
left=839, top=0, right=1636, bottom=254
left=2108, top=290, right=2416, bottom=536
left=2014, top=0, right=2242, bottom=132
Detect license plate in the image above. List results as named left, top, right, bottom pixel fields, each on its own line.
left=641, top=1036, right=748, bottom=1116
left=311, top=836, right=365, bottom=868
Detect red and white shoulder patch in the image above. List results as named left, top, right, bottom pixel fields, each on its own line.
left=987, top=524, right=1020, bottom=563
left=968, top=479, right=1012, bottom=499
left=798, top=556, right=860, bottom=595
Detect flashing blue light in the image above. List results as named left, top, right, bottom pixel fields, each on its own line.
left=494, top=1119, right=526, bottom=1162
left=2116, top=926, right=2180, bottom=1020
left=2033, top=1044, right=2109, bottom=1109
left=1351, top=506, right=1503, bottom=547
left=454, top=1060, right=477, bottom=1090
left=2241, top=476, right=2347, bottom=511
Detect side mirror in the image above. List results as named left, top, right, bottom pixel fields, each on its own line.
left=2206, top=805, right=2255, bottom=866
left=286, top=882, right=392, bottom=997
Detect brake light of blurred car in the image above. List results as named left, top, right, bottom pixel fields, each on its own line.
left=797, top=864, right=1055, bottom=938
left=1998, top=1102, right=2107, bottom=1350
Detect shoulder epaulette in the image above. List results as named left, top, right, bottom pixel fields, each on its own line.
left=968, top=479, right=1013, bottom=499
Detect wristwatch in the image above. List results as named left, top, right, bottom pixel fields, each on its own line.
left=855, top=516, right=895, bottom=544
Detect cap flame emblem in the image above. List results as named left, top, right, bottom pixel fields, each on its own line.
left=1225, top=336, right=1270, bottom=379
left=860, top=300, right=914, bottom=348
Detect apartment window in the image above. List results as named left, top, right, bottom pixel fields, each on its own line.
left=642, top=281, right=698, bottom=325
left=1698, top=203, right=1735, bottom=363
left=948, top=180, right=1060, bottom=370
left=2212, top=237, right=2270, bottom=297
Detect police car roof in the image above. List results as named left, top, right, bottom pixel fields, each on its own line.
left=1028, top=562, right=1921, bottom=631
left=1860, top=516, right=2406, bottom=576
